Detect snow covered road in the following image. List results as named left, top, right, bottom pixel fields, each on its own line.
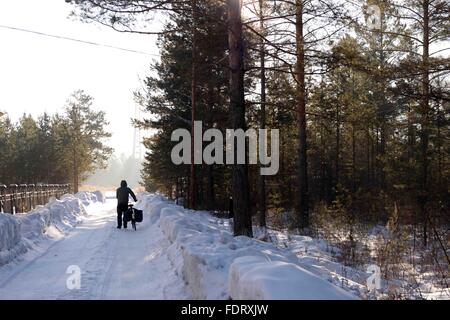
left=0, top=192, right=361, bottom=300
left=0, top=198, right=189, bottom=300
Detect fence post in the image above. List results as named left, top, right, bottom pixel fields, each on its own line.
left=28, top=184, right=35, bottom=210
left=19, top=184, right=27, bottom=213
left=48, top=184, right=52, bottom=200
left=6, top=185, right=12, bottom=214
left=40, top=184, right=45, bottom=204
left=45, top=184, right=49, bottom=203
left=9, top=184, right=18, bottom=214
left=50, top=184, right=55, bottom=200
left=25, top=184, right=30, bottom=211
left=36, top=184, right=41, bottom=206
left=57, top=184, right=62, bottom=199
left=0, top=185, right=6, bottom=213
left=39, top=184, right=45, bottom=205
left=48, top=184, right=53, bottom=202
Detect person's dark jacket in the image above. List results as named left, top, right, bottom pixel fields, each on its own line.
left=116, top=180, right=137, bottom=205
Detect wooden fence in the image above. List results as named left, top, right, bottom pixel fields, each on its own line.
left=0, top=184, right=71, bottom=214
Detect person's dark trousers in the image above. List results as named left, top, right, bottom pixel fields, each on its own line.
left=117, top=203, right=128, bottom=228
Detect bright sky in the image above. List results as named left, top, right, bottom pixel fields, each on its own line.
left=0, top=0, right=161, bottom=157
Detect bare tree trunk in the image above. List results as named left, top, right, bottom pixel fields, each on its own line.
left=73, top=148, right=79, bottom=193
left=335, top=104, right=340, bottom=189
left=366, top=128, right=370, bottom=188
left=370, top=125, right=375, bottom=186
left=178, top=180, right=181, bottom=203
left=436, top=103, right=442, bottom=188
left=295, top=0, right=309, bottom=229
left=73, top=108, right=79, bottom=194
left=228, top=0, right=252, bottom=237
left=258, top=0, right=266, bottom=228
left=206, top=78, right=215, bottom=210
left=352, top=124, right=356, bottom=193
left=189, top=0, right=197, bottom=210
left=420, top=0, right=430, bottom=247
left=380, top=122, right=387, bottom=189
left=206, top=165, right=215, bottom=210
left=375, top=126, right=380, bottom=188
left=378, top=17, right=387, bottom=190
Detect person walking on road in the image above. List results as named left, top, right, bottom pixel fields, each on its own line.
left=116, top=180, right=137, bottom=229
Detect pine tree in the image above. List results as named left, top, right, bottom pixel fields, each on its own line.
left=58, top=90, right=113, bottom=193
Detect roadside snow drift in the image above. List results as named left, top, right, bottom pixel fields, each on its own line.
left=136, top=193, right=357, bottom=300
left=0, top=213, right=26, bottom=266
left=0, top=191, right=102, bottom=266
left=75, top=191, right=105, bottom=206
left=229, top=256, right=356, bottom=299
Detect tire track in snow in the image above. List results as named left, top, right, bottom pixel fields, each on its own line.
left=57, top=214, right=117, bottom=300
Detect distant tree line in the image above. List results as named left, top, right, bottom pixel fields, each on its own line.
left=0, top=90, right=112, bottom=192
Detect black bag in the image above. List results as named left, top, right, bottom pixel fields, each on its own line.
left=124, top=208, right=143, bottom=223
left=133, top=209, right=143, bottom=223
left=124, top=207, right=134, bottom=222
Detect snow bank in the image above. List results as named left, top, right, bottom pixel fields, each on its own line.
left=229, top=256, right=357, bottom=300
left=0, top=213, right=27, bottom=266
left=0, top=191, right=103, bottom=266
left=136, top=193, right=356, bottom=300
left=75, top=191, right=104, bottom=205
left=93, top=191, right=105, bottom=203
left=137, top=193, right=168, bottom=224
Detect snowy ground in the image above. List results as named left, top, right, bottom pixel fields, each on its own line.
left=266, top=228, right=450, bottom=300
left=0, top=191, right=374, bottom=300
left=137, top=193, right=358, bottom=300
left=265, top=230, right=372, bottom=298
left=0, top=194, right=188, bottom=300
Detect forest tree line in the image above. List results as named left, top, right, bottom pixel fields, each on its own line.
left=0, top=90, right=112, bottom=192
left=69, top=0, right=449, bottom=247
